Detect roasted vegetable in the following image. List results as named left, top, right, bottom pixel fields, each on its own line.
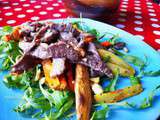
left=107, top=62, right=134, bottom=77
left=75, top=64, right=92, bottom=120
left=42, top=59, right=67, bottom=90
left=66, top=63, right=75, bottom=92
left=94, top=84, right=143, bottom=103
left=98, top=49, right=135, bottom=76
left=42, top=59, right=60, bottom=89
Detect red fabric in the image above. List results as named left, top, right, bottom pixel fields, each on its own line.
left=0, top=0, right=160, bottom=51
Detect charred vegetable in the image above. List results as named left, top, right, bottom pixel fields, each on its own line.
left=94, top=84, right=143, bottom=103
left=98, top=49, right=135, bottom=76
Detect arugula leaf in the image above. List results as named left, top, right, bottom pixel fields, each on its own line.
left=3, top=69, right=36, bottom=90
left=112, top=48, right=146, bottom=68
left=105, top=70, right=119, bottom=92
left=2, top=26, right=13, bottom=33
left=143, top=69, right=160, bottom=77
left=129, top=76, right=141, bottom=85
left=139, top=85, right=160, bottom=109
left=91, top=105, right=109, bottom=120
left=0, top=40, right=22, bottom=70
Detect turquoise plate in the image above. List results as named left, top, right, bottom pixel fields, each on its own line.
left=0, top=18, right=160, bottom=120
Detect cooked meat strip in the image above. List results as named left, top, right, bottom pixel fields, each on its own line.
left=79, top=43, right=113, bottom=78
left=11, top=55, right=41, bottom=74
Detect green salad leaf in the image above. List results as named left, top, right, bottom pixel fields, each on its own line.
left=91, top=105, right=109, bottom=120
left=129, top=76, right=141, bottom=85
left=105, top=70, right=119, bottom=92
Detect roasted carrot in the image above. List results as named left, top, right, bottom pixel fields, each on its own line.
left=66, top=63, right=75, bottom=92
left=58, top=74, right=68, bottom=90
left=42, top=59, right=60, bottom=90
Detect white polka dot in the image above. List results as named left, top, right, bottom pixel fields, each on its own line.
left=148, top=9, right=155, bottom=12
left=31, top=16, right=39, bottom=21
left=147, top=6, right=153, bottom=8
left=116, top=24, right=125, bottom=28
left=14, top=8, right=22, bottom=11
left=17, top=14, right=26, bottom=18
left=23, top=4, right=30, bottom=7
left=146, top=2, right=152, bottom=5
left=135, top=11, right=142, bottom=14
left=39, top=11, right=47, bottom=15
left=134, top=1, right=140, bottom=3
left=119, top=13, right=127, bottom=17
left=41, top=2, right=48, bottom=5
left=134, top=27, right=144, bottom=32
left=30, top=0, right=36, bottom=3
left=34, top=5, right=42, bottom=9
left=121, top=5, right=128, bottom=8
left=46, top=7, right=54, bottom=10
left=151, top=24, right=160, bottom=28
left=123, top=0, right=128, bottom=1
left=52, top=3, right=59, bottom=6
left=134, top=7, right=141, bottom=10
left=20, top=0, right=26, bottom=1
left=134, top=20, right=143, bottom=25
left=120, top=9, right=127, bottom=12
left=26, top=9, right=34, bottom=13
left=135, top=35, right=144, bottom=40
left=12, top=3, right=19, bottom=6
left=153, top=31, right=160, bottom=35
left=150, top=18, right=158, bottom=22
left=135, top=15, right=142, bottom=19
left=7, top=20, right=16, bottom=24
left=122, top=2, right=128, bottom=4
left=155, top=39, right=160, bottom=44
left=53, top=13, right=61, bottom=17
left=5, top=12, right=13, bottom=16
left=59, top=9, right=66, bottom=12
left=3, top=6, right=11, bottom=9
left=0, top=18, right=2, bottom=21
left=2, top=1, right=8, bottom=4
left=135, top=4, right=140, bottom=6
left=118, top=18, right=126, bottom=22
left=149, top=13, right=156, bottom=16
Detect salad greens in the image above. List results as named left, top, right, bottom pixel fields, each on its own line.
left=0, top=22, right=160, bottom=120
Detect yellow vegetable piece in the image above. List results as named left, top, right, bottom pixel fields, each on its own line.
left=94, top=84, right=143, bottom=103
left=42, top=59, right=60, bottom=89
left=107, top=62, right=134, bottom=77
left=98, top=49, right=135, bottom=76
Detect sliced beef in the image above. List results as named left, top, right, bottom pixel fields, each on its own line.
left=50, top=58, right=66, bottom=77
left=19, top=41, right=36, bottom=53
left=90, top=69, right=104, bottom=77
left=11, top=55, right=41, bottom=74
left=79, top=43, right=113, bottom=78
left=48, top=41, right=83, bottom=62
left=30, top=43, right=51, bottom=59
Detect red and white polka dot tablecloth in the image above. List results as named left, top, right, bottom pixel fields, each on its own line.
left=0, top=0, right=160, bottom=52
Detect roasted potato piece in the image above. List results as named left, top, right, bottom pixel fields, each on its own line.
left=75, top=64, right=92, bottom=120
left=98, top=49, right=135, bottom=76
left=94, top=84, right=143, bottom=103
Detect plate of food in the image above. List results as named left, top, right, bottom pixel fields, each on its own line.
left=0, top=18, right=160, bottom=120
